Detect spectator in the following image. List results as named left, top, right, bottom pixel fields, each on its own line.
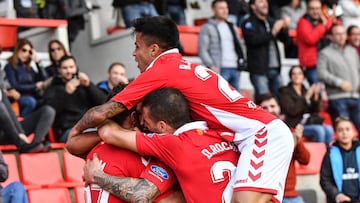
left=241, top=0, right=290, bottom=99
left=43, top=55, right=107, bottom=143
left=154, top=0, right=187, bottom=25
left=256, top=93, right=310, bottom=203
left=279, top=65, right=334, bottom=147
left=112, top=0, right=158, bottom=28
left=97, top=62, right=129, bottom=95
left=347, top=25, right=360, bottom=58
left=45, top=39, right=68, bottom=77
left=4, top=38, right=50, bottom=117
left=297, top=0, right=333, bottom=85
left=0, top=88, right=53, bottom=153
left=14, top=0, right=39, bottom=18
left=281, top=0, right=306, bottom=58
left=199, top=0, right=246, bottom=91
left=320, top=117, right=360, bottom=203
left=0, top=150, right=28, bottom=203
left=268, top=0, right=292, bottom=20
left=317, top=24, right=360, bottom=134
left=339, top=0, right=360, bottom=29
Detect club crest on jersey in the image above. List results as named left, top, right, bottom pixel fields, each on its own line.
left=150, top=165, right=169, bottom=179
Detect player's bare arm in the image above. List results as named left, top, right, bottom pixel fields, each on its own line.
left=68, top=101, right=126, bottom=139
left=98, top=120, right=138, bottom=152
left=84, top=153, right=160, bottom=203
left=66, top=131, right=102, bottom=159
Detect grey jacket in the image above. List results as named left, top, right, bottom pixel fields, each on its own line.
left=317, top=43, right=360, bottom=100
left=198, top=18, right=244, bottom=68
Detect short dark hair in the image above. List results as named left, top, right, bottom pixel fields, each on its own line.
left=58, top=55, right=76, bottom=68
left=142, top=88, right=191, bottom=129
left=211, top=0, right=227, bottom=8
left=132, top=16, right=179, bottom=50
left=329, top=23, right=343, bottom=35
left=108, top=62, right=125, bottom=73
left=347, top=25, right=360, bottom=36
left=255, top=93, right=277, bottom=105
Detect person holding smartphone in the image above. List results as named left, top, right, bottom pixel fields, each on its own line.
left=43, top=55, right=107, bottom=143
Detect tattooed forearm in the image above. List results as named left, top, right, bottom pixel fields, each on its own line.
left=75, top=101, right=126, bottom=131
left=93, top=170, right=160, bottom=203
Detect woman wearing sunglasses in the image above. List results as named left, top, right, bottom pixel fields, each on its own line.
left=4, top=38, right=49, bottom=117
left=45, top=39, right=68, bottom=77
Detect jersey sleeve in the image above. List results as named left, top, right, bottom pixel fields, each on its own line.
left=140, top=158, right=176, bottom=202
left=111, top=68, right=167, bottom=110
left=135, top=132, right=180, bottom=170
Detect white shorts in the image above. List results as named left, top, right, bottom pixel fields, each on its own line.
left=231, top=119, right=294, bottom=203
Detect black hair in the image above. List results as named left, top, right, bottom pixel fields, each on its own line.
left=347, top=25, right=360, bottom=36
left=142, top=88, right=191, bottom=129
left=255, top=93, right=276, bottom=105
left=288, top=65, right=305, bottom=79
left=58, top=55, right=76, bottom=68
left=106, top=84, right=137, bottom=125
left=132, top=16, right=179, bottom=50
left=211, top=0, right=227, bottom=8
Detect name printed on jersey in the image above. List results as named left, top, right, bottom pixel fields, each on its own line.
left=201, top=142, right=238, bottom=159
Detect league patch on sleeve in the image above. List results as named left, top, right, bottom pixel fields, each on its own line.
left=150, top=165, right=169, bottom=180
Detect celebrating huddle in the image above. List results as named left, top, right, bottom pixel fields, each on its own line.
left=66, top=15, right=294, bottom=203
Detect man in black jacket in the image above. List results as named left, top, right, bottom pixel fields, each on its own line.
left=241, top=0, right=290, bottom=99
left=43, top=55, right=107, bottom=143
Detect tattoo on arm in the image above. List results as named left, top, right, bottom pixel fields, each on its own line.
left=76, top=101, right=126, bottom=131
left=93, top=170, right=160, bottom=203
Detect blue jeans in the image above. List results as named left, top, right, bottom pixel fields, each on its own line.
left=122, top=4, right=158, bottom=28
left=328, top=98, right=360, bottom=133
left=2, top=181, right=28, bottom=203
left=304, top=67, right=318, bottom=85
left=282, top=196, right=305, bottom=203
left=220, top=68, right=240, bottom=91
left=167, top=5, right=186, bottom=25
left=18, top=96, right=37, bottom=117
left=250, top=69, right=282, bottom=99
left=303, top=124, right=334, bottom=147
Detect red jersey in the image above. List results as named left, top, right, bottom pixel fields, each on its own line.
left=85, top=143, right=175, bottom=203
left=112, top=49, right=276, bottom=142
left=136, top=121, right=239, bottom=203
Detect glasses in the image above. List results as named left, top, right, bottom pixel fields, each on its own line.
left=21, top=48, right=32, bottom=55
left=50, top=47, right=62, bottom=52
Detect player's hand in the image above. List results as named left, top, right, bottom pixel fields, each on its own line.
left=83, top=153, right=103, bottom=185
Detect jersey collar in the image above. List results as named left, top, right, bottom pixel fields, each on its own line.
left=145, top=48, right=179, bottom=71
left=173, top=121, right=208, bottom=135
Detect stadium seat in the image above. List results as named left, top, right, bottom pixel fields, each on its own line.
left=2, top=153, right=20, bottom=186
left=27, top=188, right=72, bottom=203
left=19, top=152, right=78, bottom=188
left=0, top=25, right=17, bottom=50
left=62, top=151, right=85, bottom=186
left=295, top=142, right=327, bottom=175
left=74, top=186, right=86, bottom=203
left=179, top=32, right=198, bottom=56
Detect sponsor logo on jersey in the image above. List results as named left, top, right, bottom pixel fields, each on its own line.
left=150, top=165, right=169, bottom=180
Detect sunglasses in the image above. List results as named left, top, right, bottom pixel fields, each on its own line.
left=50, top=47, right=62, bottom=52
left=21, top=48, right=32, bottom=55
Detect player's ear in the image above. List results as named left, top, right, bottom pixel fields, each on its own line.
left=158, top=121, right=167, bottom=133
